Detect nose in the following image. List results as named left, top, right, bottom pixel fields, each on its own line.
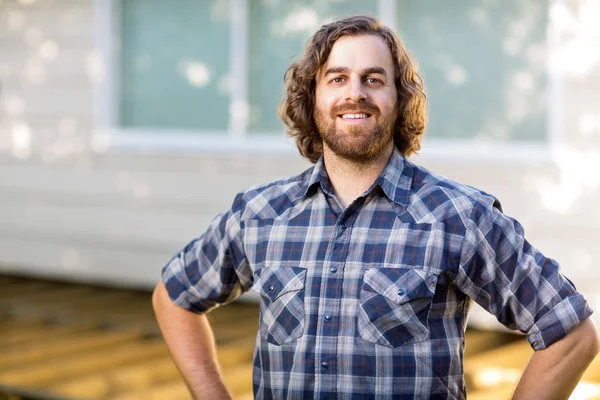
left=344, top=77, right=366, bottom=103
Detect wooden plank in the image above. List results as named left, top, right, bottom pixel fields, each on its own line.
left=468, top=385, right=516, bottom=400
left=5, top=289, right=141, bottom=317
left=0, top=275, right=28, bottom=286
left=49, top=356, right=183, bottom=399
left=0, top=320, right=102, bottom=347
left=463, top=329, right=522, bottom=357
left=212, top=319, right=259, bottom=345
left=109, top=380, right=191, bottom=400
left=579, top=355, right=600, bottom=382
left=0, top=280, right=64, bottom=300
left=0, top=293, right=153, bottom=336
left=0, top=329, right=145, bottom=370
left=235, top=393, right=255, bottom=400
left=468, top=373, right=600, bottom=400
left=0, top=339, right=170, bottom=387
left=222, top=365, right=254, bottom=395
left=106, top=365, right=255, bottom=400
left=1, top=285, right=100, bottom=307
left=465, top=339, right=533, bottom=372
left=48, top=337, right=256, bottom=399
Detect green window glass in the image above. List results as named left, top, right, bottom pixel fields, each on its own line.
left=398, top=1, right=548, bottom=141
left=119, top=0, right=231, bottom=131
left=247, top=0, right=378, bottom=133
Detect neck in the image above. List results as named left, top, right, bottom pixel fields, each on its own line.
left=323, top=143, right=394, bottom=209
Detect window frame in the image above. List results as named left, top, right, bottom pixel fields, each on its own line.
left=92, top=0, right=563, bottom=161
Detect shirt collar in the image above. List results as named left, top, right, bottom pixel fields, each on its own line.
left=301, top=156, right=333, bottom=198
left=300, top=148, right=413, bottom=206
left=374, top=148, right=413, bottom=206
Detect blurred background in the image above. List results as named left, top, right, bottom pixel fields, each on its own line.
left=1, top=0, right=600, bottom=399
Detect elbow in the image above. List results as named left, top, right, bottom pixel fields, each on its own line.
left=152, top=281, right=167, bottom=315
left=588, top=318, right=600, bottom=357
left=578, top=317, right=600, bottom=362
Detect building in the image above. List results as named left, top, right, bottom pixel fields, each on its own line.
left=1, top=0, right=599, bottom=328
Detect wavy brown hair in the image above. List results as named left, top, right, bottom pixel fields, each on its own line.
left=279, top=15, right=427, bottom=163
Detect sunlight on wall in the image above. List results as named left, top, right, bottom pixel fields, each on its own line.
left=579, top=113, right=600, bottom=137
left=61, top=249, right=80, bottom=271
left=178, top=61, right=211, bottom=88
left=540, top=149, right=600, bottom=213
left=535, top=0, right=600, bottom=214
left=85, top=50, right=104, bottom=85
left=11, top=122, right=32, bottom=160
left=272, top=8, right=320, bottom=38
left=549, top=1, right=600, bottom=77
left=3, top=95, right=25, bottom=115
left=6, top=9, right=26, bottom=30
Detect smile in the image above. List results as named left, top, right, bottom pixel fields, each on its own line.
left=339, top=113, right=371, bottom=119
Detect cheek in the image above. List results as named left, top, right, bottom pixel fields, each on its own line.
left=315, top=88, right=340, bottom=111
left=378, top=92, right=398, bottom=115
left=315, top=98, right=334, bottom=118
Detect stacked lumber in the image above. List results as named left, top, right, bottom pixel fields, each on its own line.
left=2, top=274, right=600, bottom=399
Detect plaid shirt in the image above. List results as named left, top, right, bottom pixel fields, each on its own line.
left=162, top=149, right=592, bottom=399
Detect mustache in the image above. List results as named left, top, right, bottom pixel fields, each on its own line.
left=330, top=101, right=380, bottom=118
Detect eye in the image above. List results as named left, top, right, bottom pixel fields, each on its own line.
left=365, top=77, right=383, bottom=85
left=330, top=77, right=345, bottom=84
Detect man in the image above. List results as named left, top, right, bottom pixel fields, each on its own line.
left=153, top=15, right=599, bottom=399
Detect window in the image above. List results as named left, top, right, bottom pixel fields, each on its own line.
left=398, top=0, right=548, bottom=141
left=108, top=0, right=552, bottom=151
left=119, top=0, right=231, bottom=131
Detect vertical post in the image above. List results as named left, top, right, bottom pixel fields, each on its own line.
left=378, top=0, right=397, bottom=32
left=546, top=0, right=565, bottom=153
left=229, top=0, right=249, bottom=138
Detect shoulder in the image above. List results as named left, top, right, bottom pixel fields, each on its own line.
left=233, top=166, right=314, bottom=220
left=406, top=160, right=501, bottom=226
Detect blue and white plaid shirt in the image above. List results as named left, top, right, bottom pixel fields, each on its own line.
left=162, top=149, right=592, bottom=399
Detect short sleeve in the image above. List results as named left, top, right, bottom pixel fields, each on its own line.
left=456, top=196, right=593, bottom=350
left=161, top=192, right=252, bottom=314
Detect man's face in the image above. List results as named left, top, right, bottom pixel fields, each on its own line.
left=314, top=34, right=398, bottom=163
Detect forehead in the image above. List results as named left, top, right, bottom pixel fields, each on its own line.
left=319, top=34, right=395, bottom=77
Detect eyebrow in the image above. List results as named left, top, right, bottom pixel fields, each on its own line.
left=323, top=66, right=388, bottom=77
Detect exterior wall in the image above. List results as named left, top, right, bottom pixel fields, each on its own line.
left=0, top=0, right=599, bottom=329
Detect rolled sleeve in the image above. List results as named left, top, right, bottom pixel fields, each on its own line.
left=161, top=192, right=252, bottom=314
left=457, top=196, right=593, bottom=350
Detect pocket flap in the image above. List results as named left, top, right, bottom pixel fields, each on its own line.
left=363, top=268, right=437, bottom=305
left=258, top=266, right=306, bottom=302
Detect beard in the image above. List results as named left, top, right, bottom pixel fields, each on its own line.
left=314, top=101, right=396, bottom=163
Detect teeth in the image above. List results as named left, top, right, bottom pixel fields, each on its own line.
left=342, top=113, right=368, bottom=119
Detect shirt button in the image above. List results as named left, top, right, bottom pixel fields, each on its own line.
left=268, top=285, right=274, bottom=291
left=321, top=362, right=329, bottom=370
left=330, top=267, right=337, bottom=273
left=397, top=289, right=405, bottom=295
left=324, top=315, right=332, bottom=322
left=339, top=223, right=346, bottom=230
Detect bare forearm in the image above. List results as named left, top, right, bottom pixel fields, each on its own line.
left=152, top=281, right=232, bottom=400
left=512, top=318, right=600, bottom=400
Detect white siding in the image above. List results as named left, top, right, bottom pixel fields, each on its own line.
left=0, top=0, right=599, bottom=330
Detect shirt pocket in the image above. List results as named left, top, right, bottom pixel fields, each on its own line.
left=358, top=267, right=438, bottom=348
left=255, top=265, right=307, bottom=346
